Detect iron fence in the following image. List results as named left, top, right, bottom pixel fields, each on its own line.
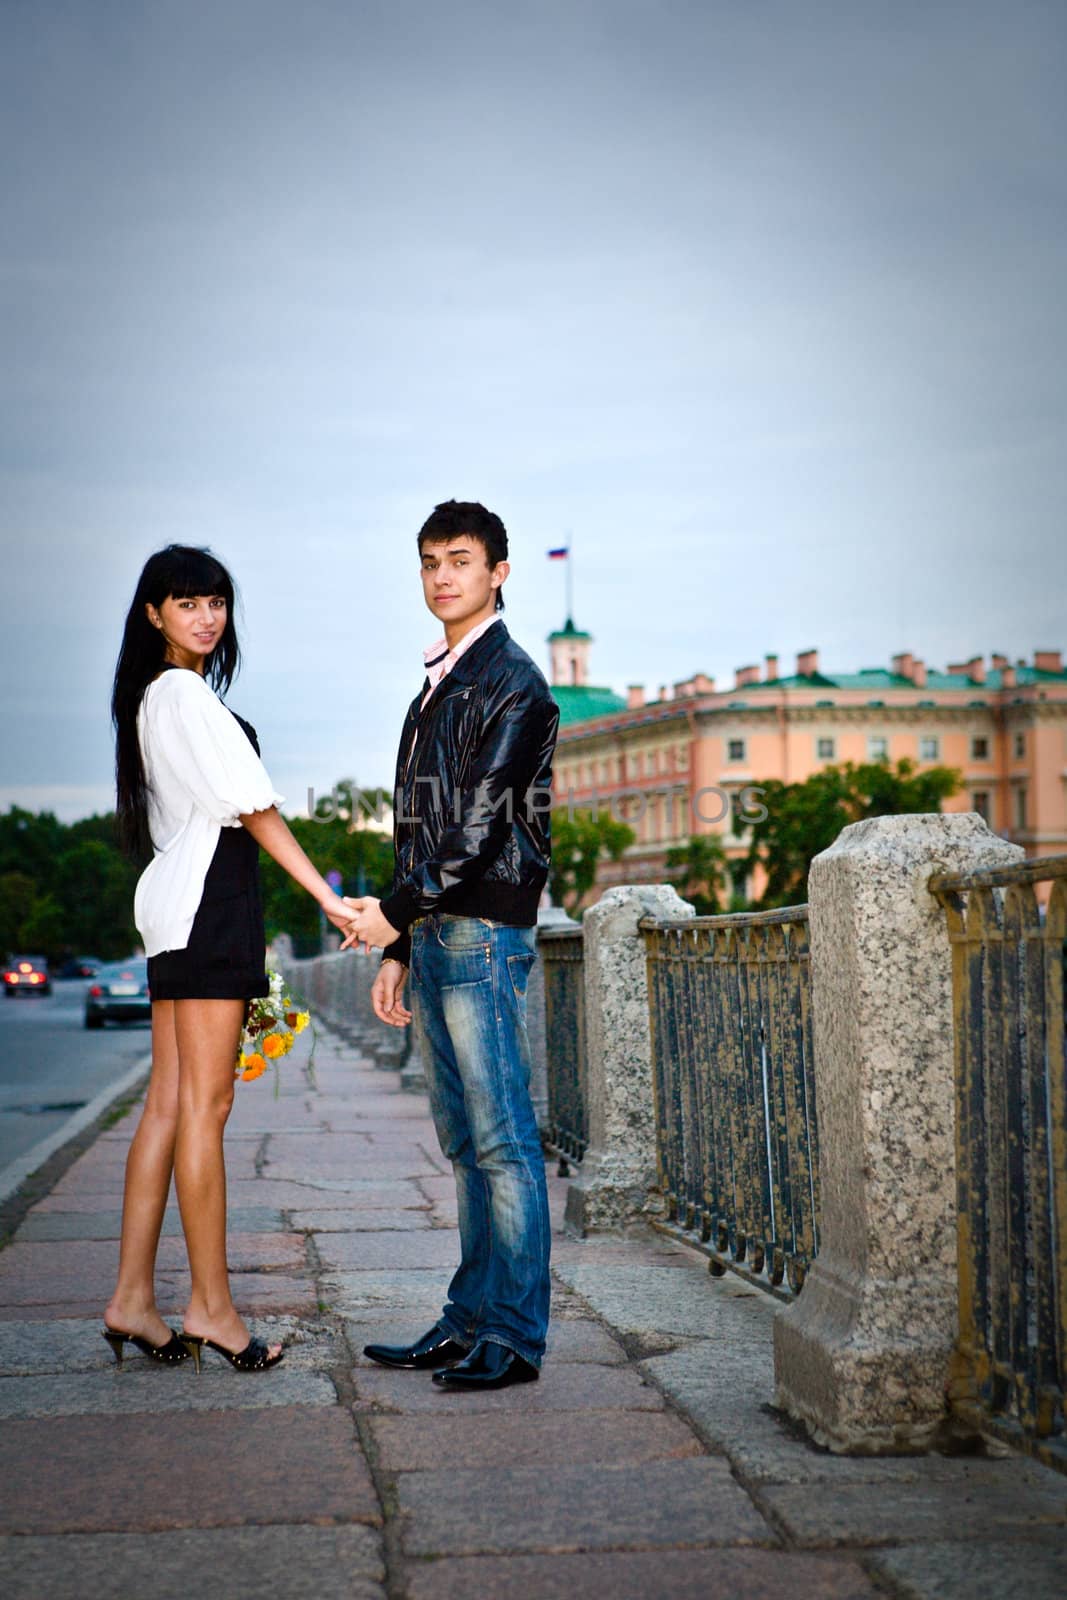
left=930, top=854, right=1067, bottom=1471
left=538, top=925, right=588, bottom=1170
left=641, top=906, right=819, bottom=1298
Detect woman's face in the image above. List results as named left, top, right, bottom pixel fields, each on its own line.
left=145, top=592, right=227, bottom=672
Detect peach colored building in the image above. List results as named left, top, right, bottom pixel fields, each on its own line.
left=546, top=622, right=1067, bottom=903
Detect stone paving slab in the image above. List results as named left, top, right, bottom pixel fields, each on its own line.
left=0, top=1364, right=338, bottom=1418
left=290, top=1207, right=432, bottom=1232
left=553, top=1261, right=778, bottom=1345
left=14, top=1206, right=286, bottom=1241
left=315, top=1229, right=460, bottom=1269
left=0, top=1406, right=379, bottom=1534
left=867, top=1536, right=1067, bottom=1599
left=369, top=1408, right=704, bottom=1471
left=397, top=1458, right=772, bottom=1555
left=0, top=1524, right=387, bottom=1600
left=759, top=1475, right=1067, bottom=1547
left=402, top=1548, right=880, bottom=1600
left=352, top=1361, right=667, bottom=1414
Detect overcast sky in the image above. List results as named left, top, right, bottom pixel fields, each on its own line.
left=3, top=0, right=1065, bottom=820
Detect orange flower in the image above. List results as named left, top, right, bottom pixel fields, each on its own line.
left=263, top=1032, right=289, bottom=1059
left=241, top=1053, right=267, bottom=1082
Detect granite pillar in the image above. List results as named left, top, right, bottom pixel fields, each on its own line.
left=565, top=884, right=695, bottom=1235
left=774, top=813, right=1023, bottom=1452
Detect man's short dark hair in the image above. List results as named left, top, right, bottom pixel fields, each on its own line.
left=417, top=500, right=509, bottom=612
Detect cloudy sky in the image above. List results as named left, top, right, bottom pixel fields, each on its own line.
left=3, top=0, right=1065, bottom=820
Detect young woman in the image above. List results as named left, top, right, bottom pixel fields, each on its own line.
left=104, top=544, right=355, bottom=1373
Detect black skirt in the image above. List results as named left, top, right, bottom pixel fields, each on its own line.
left=147, top=824, right=269, bottom=1002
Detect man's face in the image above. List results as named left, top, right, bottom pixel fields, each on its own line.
left=419, top=537, right=507, bottom=633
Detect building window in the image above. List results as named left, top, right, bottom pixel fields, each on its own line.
left=1013, top=732, right=1026, bottom=760
left=971, top=736, right=990, bottom=760
left=1015, top=786, right=1027, bottom=830
left=972, top=791, right=990, bottom=822
left=919, top=736, right=939, bottom=761
left=868, top=736, right=888, bottom=760
left=677, top=743, right=689, bottom=769
left=727, top=738, right=746, bottom=762
left=816, top=736, right=835, bottom=760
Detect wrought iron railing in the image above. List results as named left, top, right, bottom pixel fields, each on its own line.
left=640, top=907, right=819, bottom=1298
left=538, top=925, right=588, bottom=1171
left=930, top=854, right=1067, bottom=1471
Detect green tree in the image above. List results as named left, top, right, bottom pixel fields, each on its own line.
left=549, top=808, right=635, bottom=916
left=665, top=833, right=729, bottom=915
left=736, top=757, right=962, bottom=909
left=56, top=840, right=140, bottom=959
left=0, top=872, right=38, bottom=952
left=19, top=893, right=65, bottom=957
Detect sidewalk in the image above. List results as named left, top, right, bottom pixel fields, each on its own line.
left=1, top=1023, right=1064, bottom=1600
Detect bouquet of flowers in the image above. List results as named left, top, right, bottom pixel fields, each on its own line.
left=236, top=969, right=310, bottom=1083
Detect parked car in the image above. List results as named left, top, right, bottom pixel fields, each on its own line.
left=3, top=954, right=52, bottom=996
left=57, top=955, right=102, bottom=979
left=85, top=958, right=151, bottom=1028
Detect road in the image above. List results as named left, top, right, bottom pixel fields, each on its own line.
left=0, top=978, right=151, bottom=1174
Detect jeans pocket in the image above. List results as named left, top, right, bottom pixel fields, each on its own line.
left=435, top=917, right=493, bottom=952
left=506, top=951, right=535, bottom=1003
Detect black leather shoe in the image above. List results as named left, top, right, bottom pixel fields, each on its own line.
left=431, top=1339, right=539, bottom=1390
left=363, top=1326, right=470, bottom=1370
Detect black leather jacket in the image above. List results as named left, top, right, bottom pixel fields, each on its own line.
left=379, top=622, right=559, bottom=966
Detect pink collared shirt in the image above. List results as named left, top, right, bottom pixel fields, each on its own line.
left=420, top=613, right=501, bottom=710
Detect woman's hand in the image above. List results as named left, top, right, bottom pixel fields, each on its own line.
left=321, top=894, right=367, bottom=950
left=342, top=896, right=400, bottom=951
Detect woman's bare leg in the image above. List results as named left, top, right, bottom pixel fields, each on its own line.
left=174, top=998, right=280, bottom=1355
left=104, top=1001, right=180, bottom=1344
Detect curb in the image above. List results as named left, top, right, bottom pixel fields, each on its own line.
left=0, top=1050, right=152, bottom=1241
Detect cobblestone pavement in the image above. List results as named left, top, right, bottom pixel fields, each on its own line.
left=1, top=1025, right=1064, bottom=1598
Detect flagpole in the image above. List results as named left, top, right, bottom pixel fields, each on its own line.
left=566, top=529, right=573, bottom=623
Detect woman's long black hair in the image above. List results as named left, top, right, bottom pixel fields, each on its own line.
left=112, top=545, right=241, bottom=857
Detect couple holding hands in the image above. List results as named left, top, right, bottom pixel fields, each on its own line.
left=104, top=500, right=559, bottom=1388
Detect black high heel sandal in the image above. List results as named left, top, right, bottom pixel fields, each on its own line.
left=102, top=1327, right=190, bottom=1366
left=180, top=1333, right=284, bottom=1373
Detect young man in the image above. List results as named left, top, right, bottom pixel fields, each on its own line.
left=345, top=500, right=559, bottom=1390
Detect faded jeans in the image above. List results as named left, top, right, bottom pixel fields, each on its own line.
left=409, top=914, right=551, bottom=1367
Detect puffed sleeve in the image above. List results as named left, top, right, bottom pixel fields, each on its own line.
left=144, top=670, right=285, bottom=826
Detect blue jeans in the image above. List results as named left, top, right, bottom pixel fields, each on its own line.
left=409, top=914, right=550, bottom=1367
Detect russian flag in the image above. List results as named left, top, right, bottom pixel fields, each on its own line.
left=547, top=546, right=568, bottom=560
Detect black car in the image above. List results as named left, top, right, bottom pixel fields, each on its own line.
left=85, top=958, right=151, bottom=1028
left=3, top=954, right=51, bottom=996
left=58, top=955, right=102, bottom=979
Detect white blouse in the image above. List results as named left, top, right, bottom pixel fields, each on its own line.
left=133, top=668, right=284, bottom=957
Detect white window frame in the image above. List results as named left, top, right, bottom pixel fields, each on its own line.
left=816, top=736, right=835, bottom=760
left=727, top=737, right=746, bottom=763
left=971, top=736, right=990, bottom=761
left=919, top=735, right=939, bottom=761
left=868, top=735, right=889, bottom=760
left=1013, top=732, right=1026, bottom=760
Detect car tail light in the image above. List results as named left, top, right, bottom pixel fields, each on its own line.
left=89, top=985, right=103, bottom=998
left=18, top=963, right=32, bottom=974
left=28, top=973, right=42, bottom=984
left=4, top=971, right=18, bottom=983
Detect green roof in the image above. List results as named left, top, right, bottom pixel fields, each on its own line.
left=548, top=616, right=592, bottom=642
left=551, top=684, right=628, bottom=726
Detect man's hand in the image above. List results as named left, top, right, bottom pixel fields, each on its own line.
left=321, top=895, right=370, bottom=952
left=371, top=959, right=412, bottom=1028
left=341, top=896, right=401, bottom=952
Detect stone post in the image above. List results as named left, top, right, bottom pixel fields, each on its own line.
left=774, top=813, right=1023, bottom=1452
left=565, top=884, right=695, bottom=1235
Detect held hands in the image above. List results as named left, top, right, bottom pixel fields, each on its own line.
left=321, top=894, right=369, bottom=950
left=339, top=896, right=401, bottom=954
